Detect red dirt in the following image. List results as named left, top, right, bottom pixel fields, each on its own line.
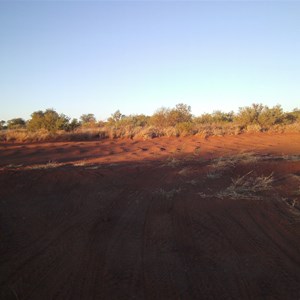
left=1, top=133, right=300, bottom=299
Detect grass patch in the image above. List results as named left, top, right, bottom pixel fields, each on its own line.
left=73, top=160, right=88, bottom=167
left=28, top=161, right=62, bottom=170
left=4, top=164, right=23, bottom=169
left=218, top=171, right=273, bottom=200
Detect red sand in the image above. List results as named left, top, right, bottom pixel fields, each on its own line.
left=1, top=133, right=300, bottom=299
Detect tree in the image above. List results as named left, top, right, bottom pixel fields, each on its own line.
left=0, top=120, right=7, bottom=130
left=168, top=103, right=192, bottom=126
left=107, top=110, right=126, bottom=127
left=80, top=114, right=96, bottom=126
left=43, top=109, right=69, bottom=132
left=27, top=111, right=44, bottom=131
left=7, top=118, right=26, bottom=129
left=108, top=110, right=125, bottom=123
left=27, top=109, right=70, bottom=132
left=67, top=118, right=81, bottom=131
left=150, top=104, right=192, bottom=128
left=289, top=108, right=300, bottom=121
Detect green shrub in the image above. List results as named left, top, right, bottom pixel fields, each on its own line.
left=80, top=114, right=96, bottom=127
left=150, top=103, right=192, bottom=128
left=7, top=118, right=26, bottom=129
left=235, top=103, right=264, bottom=127
left=258, top=105, right=283, bottom=128
left=27, top=109, right=70, bottom=132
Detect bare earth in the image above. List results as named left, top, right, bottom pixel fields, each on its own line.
left=1, top=133, right=300, bottom=299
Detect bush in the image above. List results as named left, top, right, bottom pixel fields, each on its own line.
left=7, top=118, right=26, bottom=129
left=80, top=114, right=96, bottom=127
left=2, top=103, right=300, bottom=142
left=235, top=103, right=264, bottom=127
left=67, top=118, right=81, bottom=131
left=176, top=122, right=195, bottom=136
left=150, top=103, right=192, bottom=128
left=27, top=109, right=70, bottom=132
left=0, top=120, right=6, bottom=130
left=258, top=105, right=283, bottom=128
left=150, top=107, right=171, bottom=128
left=194, top=111, right=234, bottom=125
left=168, top=103, right=192, bottom=125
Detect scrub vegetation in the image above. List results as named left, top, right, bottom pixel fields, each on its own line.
left=1, top=103, right=300, bottom=142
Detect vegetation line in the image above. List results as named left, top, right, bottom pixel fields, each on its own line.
left=1, top=103, right=300, bottom=142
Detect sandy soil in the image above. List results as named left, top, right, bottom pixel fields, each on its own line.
left=1, top=133, right=300, bottom=299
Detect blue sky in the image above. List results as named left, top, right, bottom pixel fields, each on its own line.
left=0, top=1, right=299, bottom=121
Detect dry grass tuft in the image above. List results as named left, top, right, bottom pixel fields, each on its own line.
left=178, top=167, right=191, bottom=176
left=154, top=188, right=181, bottom=199
left=4, top=164, right=23, bottom=169
left=211, top=152, right=258, bottom=169
left=28, top=161, right=62, bottom=170
left=218, top=171, right=273, bottom=200
left=73, top=160, right=88, bottom=167
left=282, top=155, right=300, bottom=162
left=207, top=152, right=258, bottom=179
left=163, top=157, right=181, bottom=168
left=206, top=170, right=222, bottom=179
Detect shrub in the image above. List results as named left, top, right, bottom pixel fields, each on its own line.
left=218, top=171, right=273, bottom=200
left=168, top=103, right=192, bottom=125
left=150, top=107, right=171, bottom=128
left=107, top=110, right=125, bottom=127
left=176, top=122, right=195, bottom=136
left=194, top=111, right=234, bottom=125
left=67, top=118, right=81, bottom=131
left=27, top=109, right=70, bottom=132
left=7, top=118, right=26, bottom=129
left=80, top=114, right=96, bottom=127
left=245, top=124, right=262, bottom=133
left=235, top=103, right=264, bottom=127
left=0, top=120, right=6, bottom=130
left=258, top=105, right=284, bottom=128
left=150, top=103, right=192, bottom=128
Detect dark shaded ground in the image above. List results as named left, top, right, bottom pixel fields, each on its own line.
left=1, top=134, right=300, bottom=299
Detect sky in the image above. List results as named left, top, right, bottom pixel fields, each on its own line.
left=0, top=0, right=299, bottom=121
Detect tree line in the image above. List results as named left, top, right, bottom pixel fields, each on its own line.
left=1, top=103, right=300, bottom=134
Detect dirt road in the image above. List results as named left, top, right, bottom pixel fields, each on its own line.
left=1, top=133, right=300, bottom=299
